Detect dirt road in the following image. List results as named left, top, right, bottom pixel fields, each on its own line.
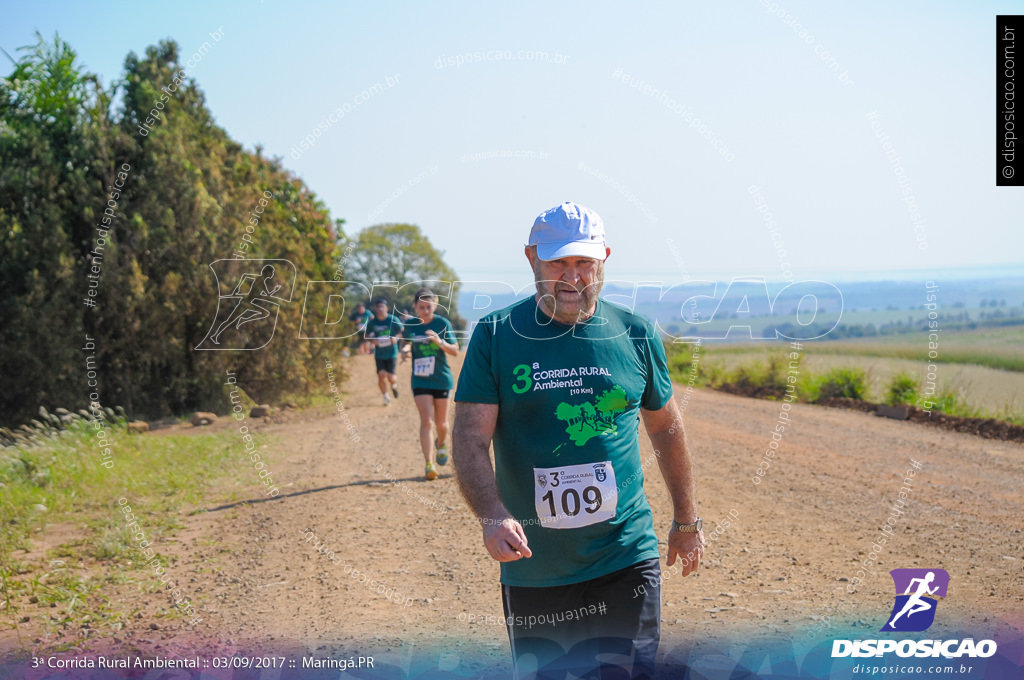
left=6, top=350, right=1023, bottom=673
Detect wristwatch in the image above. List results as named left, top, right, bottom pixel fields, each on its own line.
left=671, top=517, right=702, bottom=533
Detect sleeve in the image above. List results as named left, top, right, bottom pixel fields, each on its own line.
left=454, top=318, right=499, bottom=404
left=641, top=326, right=674, bottom=411
left=392, top=315, right=405, bottom=335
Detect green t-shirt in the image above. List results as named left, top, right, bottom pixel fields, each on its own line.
left=454, top=297, right=673, bottom=587
left=403, top=315, right=457, bottom=390
left=349, top=308, right=373, bottom=331
left=366, top=314, right=404, bottom=359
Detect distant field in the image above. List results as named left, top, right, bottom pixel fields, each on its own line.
left=807, top=327, right=1024, bottom=372
left=644, top=306, right=931, bottom=337
left=703, top=325, right=1024, bottom=373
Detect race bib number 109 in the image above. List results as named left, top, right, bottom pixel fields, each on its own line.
left=534, top=461, right=617, bottom=529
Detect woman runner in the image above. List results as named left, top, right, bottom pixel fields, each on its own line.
left=400, top=288, right=459, bottom=480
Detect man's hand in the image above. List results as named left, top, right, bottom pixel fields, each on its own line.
left=426, top=329, right=442, bottom=346
left=666, top=529, right=704, bottom=577
left=483, top=518, right=533, bottom=562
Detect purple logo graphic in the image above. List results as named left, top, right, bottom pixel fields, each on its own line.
left=881, top=568, right=949, bottom=632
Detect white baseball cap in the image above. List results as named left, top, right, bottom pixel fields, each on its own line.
left=528, top=202, right=607, bottom=261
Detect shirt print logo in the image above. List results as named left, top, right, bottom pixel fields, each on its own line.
left=554, top=385, right=629, bottom=452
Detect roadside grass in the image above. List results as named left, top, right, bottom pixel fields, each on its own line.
left=0, top=416, right=266, bottom=650
left=886, top=372, right=920, bottom=406
left=665, top=342, right=1024, bottom=425
left=814, top=367, right=869, bottom=401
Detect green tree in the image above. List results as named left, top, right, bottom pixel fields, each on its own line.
left=0, top=34, right=346, bottom=426
left=347, top=223, right=463, bottom=326
left=0, top=32, right=120, bottom=425
left=555, top=401, right=583, bottom=430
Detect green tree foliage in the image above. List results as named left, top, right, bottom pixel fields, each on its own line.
left=555, top=401, right=582, bottom=429
left=1, top=32, right=115, bottom=424
left=346, top=223, right=463, bottom=327
left=1, top=34, right=345, bottom=426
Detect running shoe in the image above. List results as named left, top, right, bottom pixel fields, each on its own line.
left=392, top=387, right=399, bottom=398
left=425, top=463, right=438, bottom=481
left=435, top=438, right=449, bottom=466
left=382, top=393, right=391, bottom=406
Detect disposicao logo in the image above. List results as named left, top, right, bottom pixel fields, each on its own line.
left=197, top=260, right=296, bottom=351
left=881, top=568, right=948, bottom=632
left=832, top=569, right=997, bottom=659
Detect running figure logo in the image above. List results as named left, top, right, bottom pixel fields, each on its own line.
left=197, top=259, right=296, bottom=350
left=880, top=568, right=949, bottom=632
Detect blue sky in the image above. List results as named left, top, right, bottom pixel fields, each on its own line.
left=2, top=0, right=1021, bottom=286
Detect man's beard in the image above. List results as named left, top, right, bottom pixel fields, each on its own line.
left=532, top=261, right=604, bottom=324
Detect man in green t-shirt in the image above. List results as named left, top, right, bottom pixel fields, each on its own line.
left=365, top=298, right=404, bottom=406
left=454, top=202, right=705, bottom=679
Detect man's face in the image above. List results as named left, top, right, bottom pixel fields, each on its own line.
left=374, top=302, right=389, bottom=318
left=526, top=246, right=609, bottom=325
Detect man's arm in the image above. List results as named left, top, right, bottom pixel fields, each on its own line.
left=641, top=397, right=704, bottom=577
left=452, top=402, right=533, bottom=562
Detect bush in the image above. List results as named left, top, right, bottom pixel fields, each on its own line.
left=698, top=360, right=725, bottom=387
left=932, top=388, right=980, bottom=418
left=815, top=367, right=868, bottom=401
left=665, top=341, right=717, bottom=387
left=727, top=353, right=789, bottom=394
left=729, top=361, right=765, bottom=389
left=886, top=372, right=920, bottom=406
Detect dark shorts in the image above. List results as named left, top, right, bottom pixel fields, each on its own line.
left=412, top=387, right=450, bottom=399
left=374, top=357, right=397, bottom=374
left=501, top=558, right=661, bottom=680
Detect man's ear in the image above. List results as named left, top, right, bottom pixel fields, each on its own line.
left=524, top=245, right=536, bottom=267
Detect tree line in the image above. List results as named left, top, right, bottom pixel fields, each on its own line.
left=0, top=33, right=460, bottom=428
